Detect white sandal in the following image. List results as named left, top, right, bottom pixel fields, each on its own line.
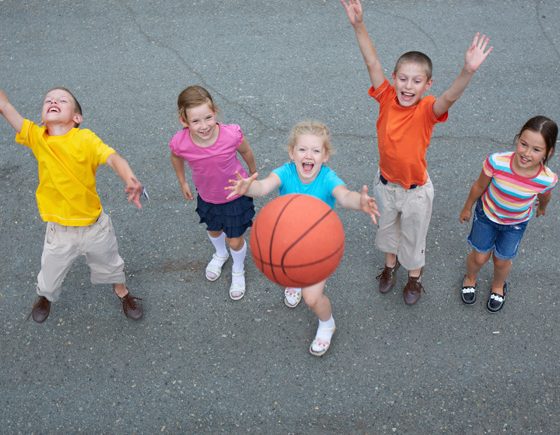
left=309, top=325, right=336, bottom=357
left=284, top=287, right=302, bottom=308
left=205, top=253, right=229, bottom=281
left=229, top=270, right=246, bottom=301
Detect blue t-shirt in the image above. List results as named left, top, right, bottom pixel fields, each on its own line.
left=272, top=162, right=345, bottom=209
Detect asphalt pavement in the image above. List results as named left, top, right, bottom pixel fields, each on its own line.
left=1, top=0, right=560, bottom=433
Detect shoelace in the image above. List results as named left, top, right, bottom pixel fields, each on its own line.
left=376, top=266, right=395, bottom=280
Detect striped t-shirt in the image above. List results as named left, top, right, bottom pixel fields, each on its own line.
left=481, top=151, right=557, bottom=224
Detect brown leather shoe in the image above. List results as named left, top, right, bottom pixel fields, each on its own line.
left=403, top=274, right=424, bottom=305
left=119, top=291, right=143, bottom=320
left=31, top=296, right=51, bottom=323
left=376, top=260, right=400, bottom=294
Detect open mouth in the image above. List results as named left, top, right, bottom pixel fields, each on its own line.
left=302, top=162, right=314, bottom=173
left=401, top=91, right=415, bottom=101
left=47, top=107, right=60, bottom=113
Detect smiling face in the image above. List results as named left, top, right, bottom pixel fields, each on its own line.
left=392, top=62, right=432, bottom=107
left=512, top=129, right=549, bottom=176
left=182, top=102, right=219, bottom=146
left=41, top=89, right=82, bottom=127
left=289, top=133, right=329, bottom=184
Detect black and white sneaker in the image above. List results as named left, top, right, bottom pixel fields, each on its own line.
left=487, top=282, right=508, bottom=313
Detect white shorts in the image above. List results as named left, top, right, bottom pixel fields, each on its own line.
left=36, top=212, right=126, bottom=301
left=373, top=173, right=434, bottom=270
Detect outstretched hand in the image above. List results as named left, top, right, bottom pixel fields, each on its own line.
left=340, top=0, right=364, bottom=26
left=225, top=171, right=259, bottom=200
left=359, top=185, right=380, bottom=224
left=125, top=177, right=143, bottom=209
left=464, top=32, right=493, bottom=73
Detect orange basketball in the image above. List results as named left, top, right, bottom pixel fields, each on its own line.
left=250, top=194, right=345, bottom=287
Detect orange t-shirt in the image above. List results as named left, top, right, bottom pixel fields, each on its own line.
left=369, top=79, right=448, bottom=188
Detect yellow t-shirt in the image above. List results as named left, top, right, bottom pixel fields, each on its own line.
left=15, top=119, right=116, bottom=226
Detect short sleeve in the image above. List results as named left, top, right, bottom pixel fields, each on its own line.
left=169, top=129, right=182, bottom=155
left=542, top=170, right=558, bottom=193
left=230, top=124, right=244, bottom=148
left=82, top=129, right=115, bottom=165
left=482, top=154, right=495, bottom=178
left=325, top=167, right=345, bottom=192
left=425, top=96, right=448, bottom=124
left=368, top=79, right=391, bottom=102
left=15, top=119, right=41, bottom=149
left=272, top=163, right=289, bottom=188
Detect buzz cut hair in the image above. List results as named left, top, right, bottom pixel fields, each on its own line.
left=393, top=51, right=433, bottom=79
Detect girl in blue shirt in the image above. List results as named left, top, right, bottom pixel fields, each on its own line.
left=227, top=120, right=378, bottom=356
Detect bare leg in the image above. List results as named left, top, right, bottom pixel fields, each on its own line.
left=491, top=255, right=512, bottom=296
left=464, top=250, right=492, bottom=287
left=385, top=252, right=397, bottom=268
left=302, top=280, right=331, bottom=321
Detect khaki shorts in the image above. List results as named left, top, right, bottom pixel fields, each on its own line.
left=373, top=173, right=434, bottom=270
left=36, top=212, right=125, bottom=301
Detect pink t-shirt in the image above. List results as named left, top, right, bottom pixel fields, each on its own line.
left=169, top=123, right=248, bottom=204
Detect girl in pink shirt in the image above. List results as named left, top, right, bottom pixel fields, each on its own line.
left=170, top=85, right=257, bottom=300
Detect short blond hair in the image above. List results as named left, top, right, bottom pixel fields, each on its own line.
left=287, top=120, right=334, bottom=156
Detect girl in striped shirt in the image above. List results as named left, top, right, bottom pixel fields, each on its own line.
left=459, top=116, right=558, bottom=312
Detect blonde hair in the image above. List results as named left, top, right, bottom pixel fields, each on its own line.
left=287, top=120, right=334, bottom=156
left=177, top=85, right=219, bottom=123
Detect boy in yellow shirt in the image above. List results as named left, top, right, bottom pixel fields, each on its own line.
left=0, top=87, right=144, bottom=322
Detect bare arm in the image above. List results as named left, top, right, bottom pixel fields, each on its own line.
left=106, top=152, right=143, bottom=209
left=332, top=184, right=379, bottom=224
left=237, top=138, right=257, bottom=175
left=536, top=191, right=552, bottom=217
left=0, top=90, right=24, bottom=132
left=170, top=153, right=194, bottom=201
left=459, top=170, right=492, bottom=223
left=433, top=33, right=493, bottom=118
left=341, top=0, right=386, bottom=89
left=225, top=172, right=281, bottom=199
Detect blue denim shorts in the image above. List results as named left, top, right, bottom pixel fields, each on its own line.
left=467, top=200, right=528, bottom=260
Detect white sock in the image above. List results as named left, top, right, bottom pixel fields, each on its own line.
left=208, top=232, right=228, bottom=258
left=230, top=240, right=247, bottom=274
left=317, top=316, right=335, bottom=339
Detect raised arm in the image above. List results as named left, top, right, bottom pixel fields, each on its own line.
left=340, top=0, right=386, bottom=89
left=433, top=33, right=493, bottom=118
left=0, top=90, right=24, bottom=132
left=237, top=138, right=257, bottom=175
left=332, top=184, right=379, bottom=224
left=459, top=170, right=492, bottom=223
left=170, top=153, right=194, bottom=201
left=106, top=152, right=143, bottom=209
left=226, top=172, right=281, bottom=199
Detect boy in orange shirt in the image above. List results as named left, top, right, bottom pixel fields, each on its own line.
left=0, top=88, right=144, bottom=322
left=341, top=0, right=492, bottom=304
